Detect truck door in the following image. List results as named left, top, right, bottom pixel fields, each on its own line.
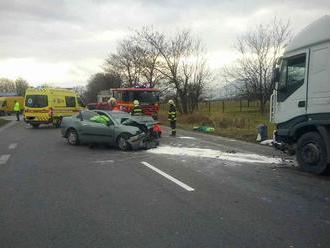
left=275, top=51, right=309, bottom=124
left=307, top=43, right=330, bottom=115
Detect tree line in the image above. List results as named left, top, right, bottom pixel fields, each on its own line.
left=86, top=18, right=291, bottom=114
left=85, top=28, right=211, bottom=114
left=0, top=77, right=29, bottom=96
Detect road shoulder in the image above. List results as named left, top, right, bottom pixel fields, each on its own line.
left=0, top=119, right=17, bottom=134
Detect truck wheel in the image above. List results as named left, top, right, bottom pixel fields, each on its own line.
left=117, top=134, right=131, bottom=151
left=296, top=132, right=328, bottom=174
left=67, top=129, right=79, bottom=145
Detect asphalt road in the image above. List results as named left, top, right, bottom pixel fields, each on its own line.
left=0, top=118, right=330, bottom=248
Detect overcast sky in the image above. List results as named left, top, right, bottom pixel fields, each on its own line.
left=0, top=0, right=329, bottom=87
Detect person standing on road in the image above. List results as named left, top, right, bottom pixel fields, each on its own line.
left=13, top=100, right=20, bottom=121
left=168, top=100, right=177, bottom=136
left=131, top=100, right=143, bottom=116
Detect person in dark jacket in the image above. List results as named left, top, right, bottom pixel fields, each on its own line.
left=168, top=99, right=177, bottom=136
left=131, top=100, right=143, bottom=116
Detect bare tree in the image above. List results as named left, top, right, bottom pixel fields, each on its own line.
left=224, top=18, right=291, bottom=112
left=15, top=78, right=29, bottom=96
left=131, top=33, right=163, bottom=87
left=105, top=39, right=141, bottom=87
left=105, top=35, right=162, bottom=88
left=72, top=85, right=87, bottom=101
left=138, top=28, right=211, bottom=114
left=85, top=72, right=122, bottom=103
left=0, top=78, right=16, bottom=93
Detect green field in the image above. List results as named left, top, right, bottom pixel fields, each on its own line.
left=159, top=100, right=274, bottom=142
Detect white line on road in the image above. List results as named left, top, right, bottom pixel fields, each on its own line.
left=93, top=160, right=114, bottom=164
left=141, top=161, right=195, bottom=192
left=0, top=154, right=11, bottom=165
left=8, top=143, right=18, bottom=150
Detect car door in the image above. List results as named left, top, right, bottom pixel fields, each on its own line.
left=93, top=111, right=116, bottom=144
left=79, top=111, right=114, bottom=143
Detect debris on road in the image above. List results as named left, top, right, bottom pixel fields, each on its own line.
left=259, top=139, right=274, bottom=146
left=193, top=125, right=215, bottom=133
left=177, top=136, right=197, bottom=140
left=147, top=145, right=282, bottom=164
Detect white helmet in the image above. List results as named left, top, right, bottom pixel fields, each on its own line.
left=168, top=99, right=174, bottom=105
left=133, top=100, right=139, bottom=106
left=108, top=97, right=116, bottom=103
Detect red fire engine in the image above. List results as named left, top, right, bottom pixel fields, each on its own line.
left=88, top=87, right=160, bottom=119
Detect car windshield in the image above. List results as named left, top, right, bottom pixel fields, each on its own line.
left=107, top=111, right=131, bottom=124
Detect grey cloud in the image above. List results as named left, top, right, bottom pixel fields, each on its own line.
left=0, top=0, right=329, bottom=86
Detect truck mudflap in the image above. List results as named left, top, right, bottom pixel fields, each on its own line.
left=273, top=130, right=296, bottom=155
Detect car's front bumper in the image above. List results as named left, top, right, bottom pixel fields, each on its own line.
left=127, top=133, right=159, bottom=150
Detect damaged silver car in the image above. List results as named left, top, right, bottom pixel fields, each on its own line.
left=61, top=110, right=160, bottom=150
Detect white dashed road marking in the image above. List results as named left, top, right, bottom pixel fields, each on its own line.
left=0, top=154, right=11, bottom=165
left=8, top=143, right=18, bottom=150
left=141, top=161, right=195, bottom=192
left=93, top=160, right=115, bottom=164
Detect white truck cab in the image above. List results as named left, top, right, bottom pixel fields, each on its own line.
left=270, top=15, right=330, bottom=174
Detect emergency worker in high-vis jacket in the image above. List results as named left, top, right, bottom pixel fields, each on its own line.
left=168, top=100, right=177, bottom=136
left=13, top=100, right=20, bottom=121
left=131, top=100, right=143, bottom=116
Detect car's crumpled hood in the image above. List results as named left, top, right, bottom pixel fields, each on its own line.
left=121, top=115, right=158, bottom=128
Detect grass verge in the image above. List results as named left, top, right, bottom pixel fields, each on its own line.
left=158, top=110, right=274, bottom=143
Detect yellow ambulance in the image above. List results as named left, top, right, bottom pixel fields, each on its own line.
left=0, top=96, right=24, bottom=116
left=24, top=87, right=85, bottom=128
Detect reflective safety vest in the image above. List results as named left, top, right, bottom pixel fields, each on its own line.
left=131, top=106, right=143, bottom=116
left=90, top=115, right=110, bottom=125
left=168, top=105, right=176, bottom=121
left=14, top=102, right=20, bottom=112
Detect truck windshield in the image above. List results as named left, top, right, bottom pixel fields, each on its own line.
left=25, top=95, right=48, bottom=108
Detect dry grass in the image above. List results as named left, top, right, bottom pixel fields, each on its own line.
left=159, top=102, right=274, bottom=142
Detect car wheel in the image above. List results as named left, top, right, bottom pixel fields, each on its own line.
left=296, top=132, right=328, bottom=174
left=117, top=134, right=131, bottom=151
left=31, top=123, right=40, bottom=129
left=67, top=129, right=79, bottom=145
